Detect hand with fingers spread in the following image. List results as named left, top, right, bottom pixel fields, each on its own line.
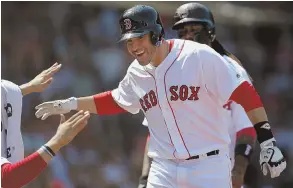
left=20, top=62, right=62, bottom=95
left=45, top=110, right=90, bottom=153
left=1, top=109, right=90, bottom=188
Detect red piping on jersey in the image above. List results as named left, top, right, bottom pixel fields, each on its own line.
left=144, top=68, right=177, bottom=158
left=142, top=40, right=177, bottom=159
left=169, top=39, right=174, bottom=52
left=164, top=40, right=192, bottom=158
left=147, top=134, right=150, bottom=142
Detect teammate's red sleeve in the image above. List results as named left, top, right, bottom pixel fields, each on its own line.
left=236, top=127, right=257, bottom=140
left=229, top=81, right=263, bottom=112
left=1, top=152, right=47, bottom=188
left=93, top=91, right=127, bottom=115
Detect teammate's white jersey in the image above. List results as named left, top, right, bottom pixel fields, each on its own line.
left=112, top=39, right=245, bottom=160
left=222, top=55, right=253, bottom=165
left=1, top=80, right=24, bottom=165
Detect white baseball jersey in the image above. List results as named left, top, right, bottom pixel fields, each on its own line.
left=142, top=102, right=252, bottom=164
left=112, top=39, right=245, bottom=160
left=1, top=80, right=24, bottom=165
left=141, top=55, right=253, bottom=162
left=222, top=55, right=253, bottom=165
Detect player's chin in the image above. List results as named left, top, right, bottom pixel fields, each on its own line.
left=137, top=60, right=149, bottom=66
left=137, top=56, right=150, bottom=66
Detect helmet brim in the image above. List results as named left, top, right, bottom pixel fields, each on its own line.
left=117, top=30, right=150, bottom=43
left=172, top=18, right=209, bottom=30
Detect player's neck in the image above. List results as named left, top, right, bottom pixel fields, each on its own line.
left=150, top=40, right=169, bottom=67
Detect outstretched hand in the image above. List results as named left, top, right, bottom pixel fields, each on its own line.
left=54, top=111, right=90, bottom=147
left=28, top=62, right=62, bottom=93
left=46, top=111, right=91, bottom=153
left=35, top=97, right=77, bottom=120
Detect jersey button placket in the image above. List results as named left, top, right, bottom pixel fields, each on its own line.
left=156, top=68, right=187, bottom=159
left=154, top=68, right=177, bottom=152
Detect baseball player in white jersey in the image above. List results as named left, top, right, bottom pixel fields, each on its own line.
left=1, top=63, right=91, bottom=188
left=137, top=3, right=286, bottom=188
left=139, top=55, right=253, bottom=187
left=35, top=5, right=286, bottom=188
left=1, top=80, right=25, bottom=165
left=1, top=63, right=61, bottom=165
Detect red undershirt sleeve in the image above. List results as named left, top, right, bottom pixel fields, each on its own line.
left=236, top=127, right=256, bottom=140
left=1, top=152, right=47, bottom=188
left=93, top=91, right=127, bottom=115
left=229, top=81, right=263, bottom=112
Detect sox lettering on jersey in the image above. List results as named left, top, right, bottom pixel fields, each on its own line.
left=170, top=85, right=200, bottom=101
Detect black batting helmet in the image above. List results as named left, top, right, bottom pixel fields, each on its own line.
left=118, top=5, right=165, bottom=46
left=172, top=3, right=215, bottom=40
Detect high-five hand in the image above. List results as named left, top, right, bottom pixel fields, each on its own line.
left=45, top=110, right=90, bottom=153
left=20, top=63, right=62, bottom=95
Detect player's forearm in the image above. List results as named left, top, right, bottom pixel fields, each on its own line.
left=229, top=81, right=275, bottom=146
left=141, top=135, right=151, bottom=177
left=232, top=155, right=249, bottom=184
left=246, top=107, right=268, bottom=125
left=233, top=127, right=256, bottom=182
left=19, top=83, right=34, bottom=96
left=75, top=91, right=126, bottom=115
left=77, top=96, right=98, bottom=114
left=139, top=135, right=151, bottom=187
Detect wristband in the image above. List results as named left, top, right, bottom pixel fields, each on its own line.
left=42, top=145, right=56, bottom=157
left=235, top=144, right=253, bottom=161
left=254, top=121, right=275, bottom=145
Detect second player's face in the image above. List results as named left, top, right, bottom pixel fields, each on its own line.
left=126, top=34, right=156, bottom=66
left=177, top=24, right=203, bottom=41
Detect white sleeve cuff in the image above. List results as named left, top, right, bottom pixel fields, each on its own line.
left=1, top=157, right=10, bottom=166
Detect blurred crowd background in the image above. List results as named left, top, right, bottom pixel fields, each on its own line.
left=1, top=1, right=293, bottom=188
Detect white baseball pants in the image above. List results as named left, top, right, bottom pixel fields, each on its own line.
left=147, top=151, right=232, bottom=188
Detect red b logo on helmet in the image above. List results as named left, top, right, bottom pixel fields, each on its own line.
left=124, top=19, right=132, bottom=30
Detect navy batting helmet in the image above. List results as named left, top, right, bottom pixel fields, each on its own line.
left=172, top=3, right=215, bottom=41
left=118, top=5, right=165, bottom=46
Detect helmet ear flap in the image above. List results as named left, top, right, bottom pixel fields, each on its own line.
left=208, top=27, right=216, bottom=42
left=150, top=31, right=160, bottom=46
left=210, top=34, right=216, bottom=42
left=149, top=22, right=164, bottom=46
left=156, top=14, right=165, bottom=40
